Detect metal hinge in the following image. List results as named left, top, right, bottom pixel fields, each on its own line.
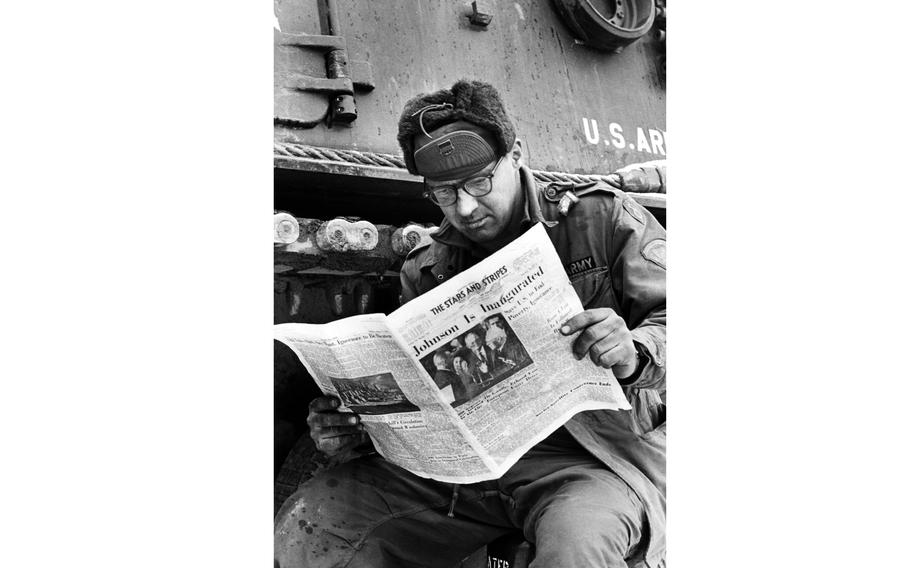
left=274, top=31, right=374, bottom=127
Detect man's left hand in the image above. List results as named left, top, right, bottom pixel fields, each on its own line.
left=561, top=308, right=638, bottom=379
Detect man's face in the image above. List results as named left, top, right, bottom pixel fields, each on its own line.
left=465, top=333, right=482, bottom=351
left=485, top=331, right=505, bottom=351
left=487, top=316, right=505, bottom=332
left=427, top=153, right=524, bottom=244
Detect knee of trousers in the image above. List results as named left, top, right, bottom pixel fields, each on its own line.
left=275, top=459, right=453, bottom=568
left=529, top=496, right=646, bottom=564
left=274, top=473, right=367, bottom=568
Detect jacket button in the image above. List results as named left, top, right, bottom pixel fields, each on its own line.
left=545, top=186, right=557, bottom=199
left=437, top=274, right=444, bottom=280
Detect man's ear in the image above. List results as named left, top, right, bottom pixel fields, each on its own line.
left=509, top=139, right=524, bottom=168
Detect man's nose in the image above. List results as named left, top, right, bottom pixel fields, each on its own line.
left=455, top=188, right=479, bottom=217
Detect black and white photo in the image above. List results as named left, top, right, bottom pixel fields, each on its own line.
left=419, top=312, right=532, bottom=407
left=328, top=372, right=419, bottom=415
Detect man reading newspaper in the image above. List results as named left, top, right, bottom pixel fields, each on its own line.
left=275, top=80, right=667, bottom=568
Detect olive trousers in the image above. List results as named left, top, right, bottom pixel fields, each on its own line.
left=275, top=431, right=647, bottom=568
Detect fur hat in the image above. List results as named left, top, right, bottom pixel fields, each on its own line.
left=397, top=80, right=516, bottom=179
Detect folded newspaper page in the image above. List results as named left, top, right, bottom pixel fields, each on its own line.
left=274, top=223, right=631, bottom=483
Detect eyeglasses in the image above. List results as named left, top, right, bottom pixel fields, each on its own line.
left=422, top=157, right=504, bottom=207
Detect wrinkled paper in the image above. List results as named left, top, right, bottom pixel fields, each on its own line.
left=274, top=224, right=630, bottom=483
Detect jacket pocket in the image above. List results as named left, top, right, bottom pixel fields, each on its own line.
left=630, top=388, right=666, bottom=436
left=570, top=267, right=614, bottom=309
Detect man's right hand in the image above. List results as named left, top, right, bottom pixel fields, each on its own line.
left=306, top=396, right=367, bottom=457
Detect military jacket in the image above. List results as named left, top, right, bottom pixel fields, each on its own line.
left=399, top=166, right=667, bottom=567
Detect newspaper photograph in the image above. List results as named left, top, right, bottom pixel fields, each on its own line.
left=274, top=224, right=631, bottom=483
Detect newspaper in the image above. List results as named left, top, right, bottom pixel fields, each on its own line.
left=274, top=224, right=631, bottom=483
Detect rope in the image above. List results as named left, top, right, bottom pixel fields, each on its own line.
left=531, top=169, right=622, bottom=188
left=274, top=142, right=624, bottom=189
left=274, top=142, right=406, bottom=169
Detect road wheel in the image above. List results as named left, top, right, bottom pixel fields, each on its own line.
left=551, top=0, right=656, bottom=51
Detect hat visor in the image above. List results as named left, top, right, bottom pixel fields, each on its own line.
left=413, top=129, right=498, bottom=181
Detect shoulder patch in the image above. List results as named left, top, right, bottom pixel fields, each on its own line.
left=642, top=239, right=666, bottom=270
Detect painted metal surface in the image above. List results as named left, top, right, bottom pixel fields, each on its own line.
left=274, top=0, right=665, bottom=175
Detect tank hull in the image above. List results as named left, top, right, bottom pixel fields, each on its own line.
left=274, top=0, right=666, bottom=175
